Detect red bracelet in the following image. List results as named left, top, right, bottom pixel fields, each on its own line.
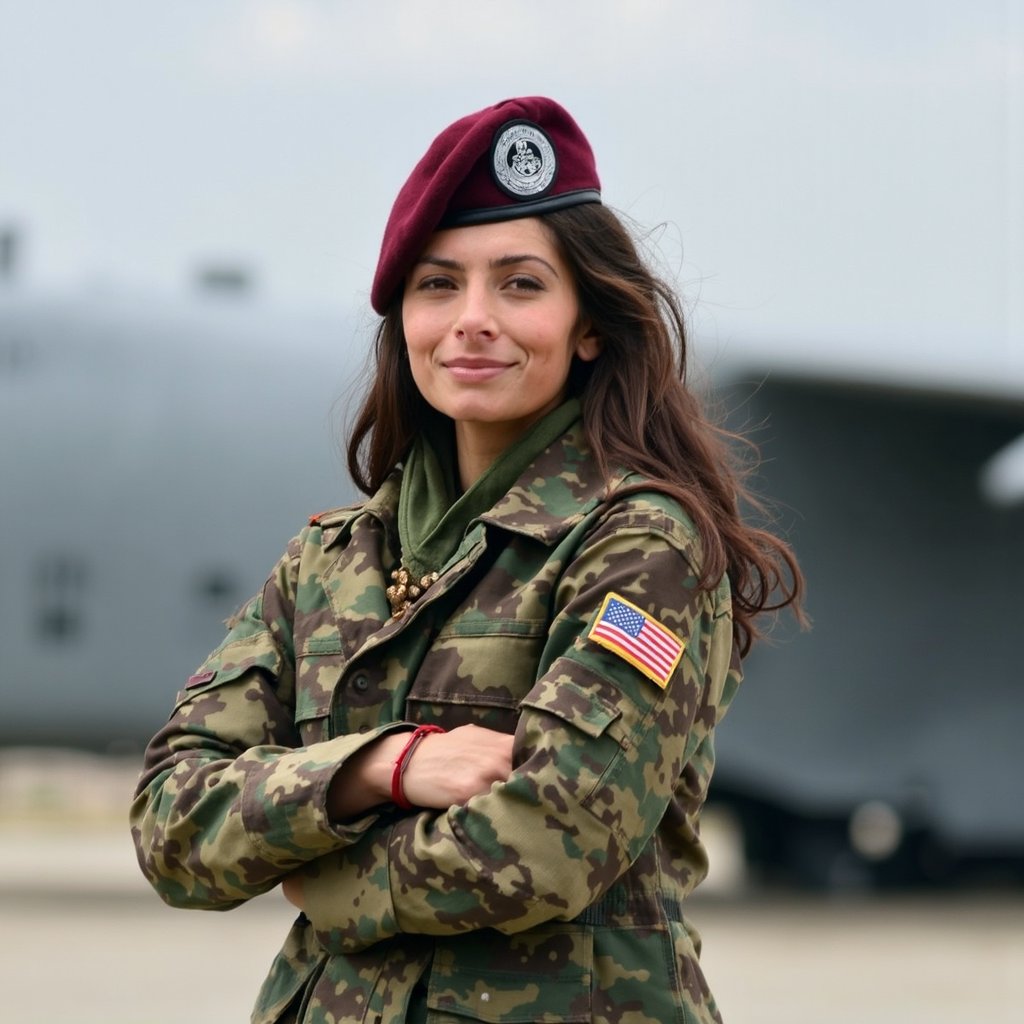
left=390, top=724, right=445, bottom=810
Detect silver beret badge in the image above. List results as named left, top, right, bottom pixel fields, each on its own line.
left=491, top=121, right=557, bottom=199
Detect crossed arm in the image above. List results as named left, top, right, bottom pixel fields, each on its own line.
left=280, top=723, right=514, bottom=908
left=132, top=513, right=730, bottom=942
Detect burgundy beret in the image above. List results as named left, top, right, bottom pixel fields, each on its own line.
left=370, top=96, right=601, bottom=314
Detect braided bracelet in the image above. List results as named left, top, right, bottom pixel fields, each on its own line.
left=390, top=724, right=445, bottom=810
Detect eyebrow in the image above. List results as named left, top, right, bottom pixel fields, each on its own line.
left=414, top=253, right=561, bottom=278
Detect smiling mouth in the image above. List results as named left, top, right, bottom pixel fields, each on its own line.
left=444, top=358, right=510, bottom=369
left=443, top=358, right=513, bottom=381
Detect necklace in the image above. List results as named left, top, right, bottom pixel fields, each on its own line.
left=386, top=567, right=439, bottom=619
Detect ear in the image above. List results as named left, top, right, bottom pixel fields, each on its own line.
left=574, top=325, right=601, bottom=363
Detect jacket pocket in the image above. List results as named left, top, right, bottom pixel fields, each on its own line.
left=294, top=643, right=341, bottom=744
left=517, top=675, right=625, bottom=744
left=172, top=634, right=284, bottom=714
left=428, top=924, right=593, bottom=1023
left=515, top=672, right=631, bottom=826
left=406, top=628, right=545, bottom=733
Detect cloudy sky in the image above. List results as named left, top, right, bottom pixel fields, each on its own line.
left=2, top=0, right=1021, bottom=381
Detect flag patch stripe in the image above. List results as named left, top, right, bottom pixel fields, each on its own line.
left=590, top=621, right=677, bottom=676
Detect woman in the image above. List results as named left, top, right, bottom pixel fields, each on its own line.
left=131, top=96, right=802, bottom=1024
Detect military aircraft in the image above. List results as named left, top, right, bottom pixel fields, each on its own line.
left=0, top=275, right=361, bottom=749
left=2, top=270, right=1022, bottom=888
left=711, top=364, right=1024, bottom=888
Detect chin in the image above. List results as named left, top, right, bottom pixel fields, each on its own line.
left=441, top=403, right=508, bottom=424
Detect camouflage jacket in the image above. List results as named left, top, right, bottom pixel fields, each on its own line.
left=131, top=422, right=742, bottom=1024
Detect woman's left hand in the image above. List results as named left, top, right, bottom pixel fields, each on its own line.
left=281, top=873, right=305, bottom=909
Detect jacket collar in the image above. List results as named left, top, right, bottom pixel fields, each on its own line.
left=319, top=422, right=629, bottom=552
left=479, top=421, right=629, bottom=544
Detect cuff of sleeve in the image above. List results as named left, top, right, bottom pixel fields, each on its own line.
left=302, top=824, right=399, bottom=954
left=239, top=724, right=413, bottom=858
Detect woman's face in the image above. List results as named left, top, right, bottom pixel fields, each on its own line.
left=402, top=217, right=599, bottom=460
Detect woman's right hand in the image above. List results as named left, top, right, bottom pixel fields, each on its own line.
left=400, top=724, right=515, bottom=809
left=325, top=724, right=514, bottom=820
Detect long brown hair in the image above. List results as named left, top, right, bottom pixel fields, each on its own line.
left=347, top=203, right=804, bottom=653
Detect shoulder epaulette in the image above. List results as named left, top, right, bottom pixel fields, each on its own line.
left=307, top=503, right=364, bottom=531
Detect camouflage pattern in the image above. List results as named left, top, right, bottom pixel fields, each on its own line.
left=131, top=422, right=742, bottom=1023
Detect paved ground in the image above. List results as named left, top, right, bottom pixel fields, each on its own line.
left=2, top=749, right=1021, bottom=1023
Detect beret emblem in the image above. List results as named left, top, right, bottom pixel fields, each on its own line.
left=491, top=120, right=557, bottom=199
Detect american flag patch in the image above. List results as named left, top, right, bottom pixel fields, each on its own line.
left=587, top=593, right=685, bottom=689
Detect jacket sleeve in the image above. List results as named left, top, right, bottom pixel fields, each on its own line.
left=129, top=532, right=412, bottom=911
left=300, top=504, right=739, bottom=951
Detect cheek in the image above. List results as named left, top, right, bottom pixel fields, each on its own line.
left=405, top=347, right=433, bottom=395
left=400, top=327, right=430, bottom=372
left=401, top=333, right=442, bottom=400
left=402, top=308, right=447, bottom=358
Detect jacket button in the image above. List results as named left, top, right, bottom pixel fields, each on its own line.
left=351, top=673, right=370, bottom=693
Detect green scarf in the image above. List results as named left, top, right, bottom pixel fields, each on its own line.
left=397, top=400, right=581, bottom=581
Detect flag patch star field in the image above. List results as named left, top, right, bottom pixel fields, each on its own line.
left=587, top=593, right=685, bottom=688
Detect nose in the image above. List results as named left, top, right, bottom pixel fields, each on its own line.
left=453, top=281, right=497, bottom=341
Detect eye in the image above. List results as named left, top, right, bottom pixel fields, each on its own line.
left=414, top=274, right=457, bottom=292
left=504, top=274, right=544, bottom=293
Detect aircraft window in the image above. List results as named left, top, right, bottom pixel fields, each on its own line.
left=193, top=569, right=241, bottom=604
left=34, top=553, right=89, bottom=642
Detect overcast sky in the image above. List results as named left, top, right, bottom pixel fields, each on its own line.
left=1, top=0, right=1021, bottom=381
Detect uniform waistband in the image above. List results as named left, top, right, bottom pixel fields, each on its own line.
left=572, top=890, right=684, bottom=927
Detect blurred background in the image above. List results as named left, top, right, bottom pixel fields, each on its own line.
left=1, top=2, right=1022, bottom=1021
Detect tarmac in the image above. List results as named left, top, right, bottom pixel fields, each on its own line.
left=1, top=748, right=1021, bottom=1023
